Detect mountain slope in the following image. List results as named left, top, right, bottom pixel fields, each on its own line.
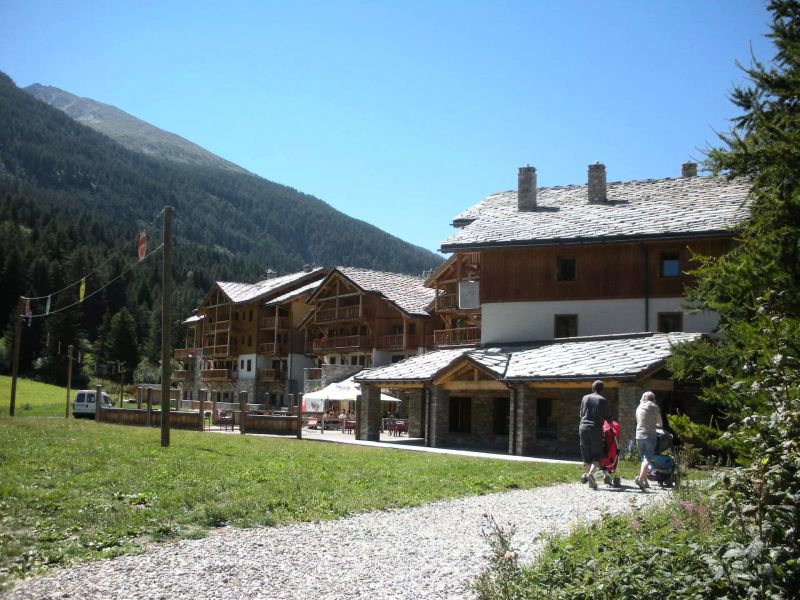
left=1, top=71, right=441, bottom=276
left=25, top=83, right=249, bottom=174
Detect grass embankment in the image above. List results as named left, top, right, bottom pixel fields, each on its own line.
left=0, top=406, right=578, bottom=588
left=0, top=376, right=72, bottom=417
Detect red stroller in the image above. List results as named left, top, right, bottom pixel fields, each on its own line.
left=599, top=420, right=622, bottom=487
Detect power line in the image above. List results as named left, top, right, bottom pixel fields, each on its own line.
left=23, top=207, right=166, bottom=301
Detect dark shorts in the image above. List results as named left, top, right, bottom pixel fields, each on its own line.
left=579, top=427, right=603, bottom=464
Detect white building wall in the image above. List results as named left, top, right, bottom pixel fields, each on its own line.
left=481, top=298, right=719, bottom=344
left=237, top=353, right=257, bottom=380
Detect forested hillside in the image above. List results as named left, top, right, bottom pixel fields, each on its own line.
left=0, top=71, right=441, bottom=383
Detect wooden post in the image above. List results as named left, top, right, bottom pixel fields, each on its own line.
left=147, top=388, right=153, bottom=426
left=198, top=389, right=205, bottom=432
left=9, top=297, right=24, bottom=417
left=212, top=391, right=217, bottom=427
left=295, top=394, right=303, bottom=439
left=161, top=206, right=173, bottom=448
left=239, top=391, right=246, bottom=434
left=355, top=394, right=361, bottom=441
left=137, top=386, right=142, bottom=409
left=95, top=383, right=103, bottom=421
left=65, top=345, right=73, bottom=418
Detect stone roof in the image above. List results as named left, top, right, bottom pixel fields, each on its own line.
left=503, top=332, right=701, bottom=381
left=355, top=332, right=700, bottom=384
left=334, top=267, right=436, bottom=317
left=356, top=348, right=472, bottom=383
left=216, top=268, right=325, bottom=304
left=265, top=279, right=324, bottom=307
left=442, top=175, right=751, bottom=251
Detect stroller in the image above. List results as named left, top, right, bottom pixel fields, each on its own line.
left=646, top=429, right=677, bottom=488
left=598, top=420, right=622, bottom=487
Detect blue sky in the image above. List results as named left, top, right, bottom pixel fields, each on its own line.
left=0, top=1, right=773, bottom=256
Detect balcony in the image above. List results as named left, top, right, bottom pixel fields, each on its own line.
left=257, top=369, right=285, bottom=382
left=260, top=316, right=290, bottom=330
left=376, top=334, right=406, bottom=350
left=316, top=305, right=364, bottom=323
left=312, top=335, right=372, bottom=352
left=433, top=327, right=481, bottom=348
left=173, top=370, right=190, bottom=382
left=200, top=369, right=238, bottom=383
left=174, top=347, right=198, bottom=360
left=202, top=345, right=229, bottom=358
left=435, top=293, right=457, bottom=311
left=258, top=342, right=288, bottom=356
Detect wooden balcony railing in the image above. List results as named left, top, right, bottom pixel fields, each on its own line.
left=260, top=316, right=290, bottom=330
left=435, top=293, right=458, bottom=311
left=433, top=327, right=481, bottom=348
left=174, top=348, right=198, bottom=360
left=258, top=342, right=288, bottom=356
left=173, top=370, right=190, bottom=381
left=257, top=369, right=285, bottom=382
left=200, top=369, right=238, bottom=383
left=305, top=368, right=322, bottom=381
left=376, top=334, right=405, bottom=350
left=312, top=335, right=372, bottom=351
left=202, top=345, right=229, bottom=358
left=316, top=305, right=363, bottom=323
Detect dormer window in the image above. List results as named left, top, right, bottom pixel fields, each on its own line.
left=557, top=257, right=576, bottom=281
left=660, top=253, right=680, bottom=278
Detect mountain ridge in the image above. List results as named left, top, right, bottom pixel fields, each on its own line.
left=25, top=83, right=250, bottom=175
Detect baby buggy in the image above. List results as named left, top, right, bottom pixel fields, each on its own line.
left=598, top=420, right=622, bottom=487
left=646, top=429, right=677, bottom=488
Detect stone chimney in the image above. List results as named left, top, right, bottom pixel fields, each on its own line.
left=681, top=162, right=698, bottom=177
left=588, top=162, right=607, bottom=203
left=518, top=165, right=537, bottom=211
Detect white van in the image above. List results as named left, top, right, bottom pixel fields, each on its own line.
left=72, top=390, right=113, bottom=418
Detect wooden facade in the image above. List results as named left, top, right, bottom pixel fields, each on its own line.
left=424, top=252, right=482, bottom=348
left=305, top=270, right=438, bottom=367
left=479, top=238, right=734, bottom=304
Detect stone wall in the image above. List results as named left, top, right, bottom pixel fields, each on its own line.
left=358, top=383, right=381, bottom=442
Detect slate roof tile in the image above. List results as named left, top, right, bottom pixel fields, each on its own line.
left=356, top=332, right=700, bottom=384
left=335, top=267, right=436, bottom=317
left=217, top=268, right=326, bottom=304
left=444, top=176, right=750, bottom=250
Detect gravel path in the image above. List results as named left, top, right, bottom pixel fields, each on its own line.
left=6, top=481, right=670, bottom=600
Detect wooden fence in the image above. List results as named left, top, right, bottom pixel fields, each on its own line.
left=99, top=407, right=202, bottom=430
left=242, top=413, right=299, bottom=435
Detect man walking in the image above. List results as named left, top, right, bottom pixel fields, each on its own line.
left=579, top=380, right=612, bottom=490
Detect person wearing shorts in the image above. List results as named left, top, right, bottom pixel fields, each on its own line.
left=578, top=380, right=611, bottom=489
left=635, top=391, right=663, bottom=491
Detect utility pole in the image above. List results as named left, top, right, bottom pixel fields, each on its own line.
left=161, top=206, right=173, bottom=448
left=9, top=297, right=24, bottom=417
left=65, top=345, right=73, bottom=418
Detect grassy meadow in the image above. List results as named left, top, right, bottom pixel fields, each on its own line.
left=0, top=375, right=73, bottom=417
left=0, top=377, right=581, bottom=588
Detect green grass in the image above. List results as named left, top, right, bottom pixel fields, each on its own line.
left=0, top=376, right=73, bottom=417
left=0, top=415, right=578, bottom=587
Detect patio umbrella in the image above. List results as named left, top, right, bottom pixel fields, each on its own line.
left=301, top=375, right=399, bottom=412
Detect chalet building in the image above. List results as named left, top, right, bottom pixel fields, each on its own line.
left=175, top=268, right=326, bottom=410
left=355, top=162, right=752, bottom=455
left=302, top=267, right=441, bottom=369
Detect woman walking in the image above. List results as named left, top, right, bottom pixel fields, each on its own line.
left=634, top=391, right=662, bottom=491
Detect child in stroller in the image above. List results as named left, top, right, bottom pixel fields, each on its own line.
left=598, top=420, right=622, bottom=487
left=646, top=429, right=677, bottom=488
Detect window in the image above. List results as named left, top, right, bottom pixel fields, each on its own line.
left=248, top=310, right=253, bottom=322
left=660, top=253, right=680, bottom=278
left=247, top=359, right=252, bottom=372
left=449, top=397, right=472, bottom=433
left=408, top=323, right=416, bottom=334
left=391, top=355, right=405, bottom=364
left=492, top=399, right=509, bottom=435
left=658, top=312, right=683, bottom=333
left=536, top=397, right=557, bottom=439
left=557, top=257, right=576, bottom=282
left=247, top=335, right=252, bottom=346
left=240, top=359, right=244, bottom=369
left=554, top=314, right=578, bottom=338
